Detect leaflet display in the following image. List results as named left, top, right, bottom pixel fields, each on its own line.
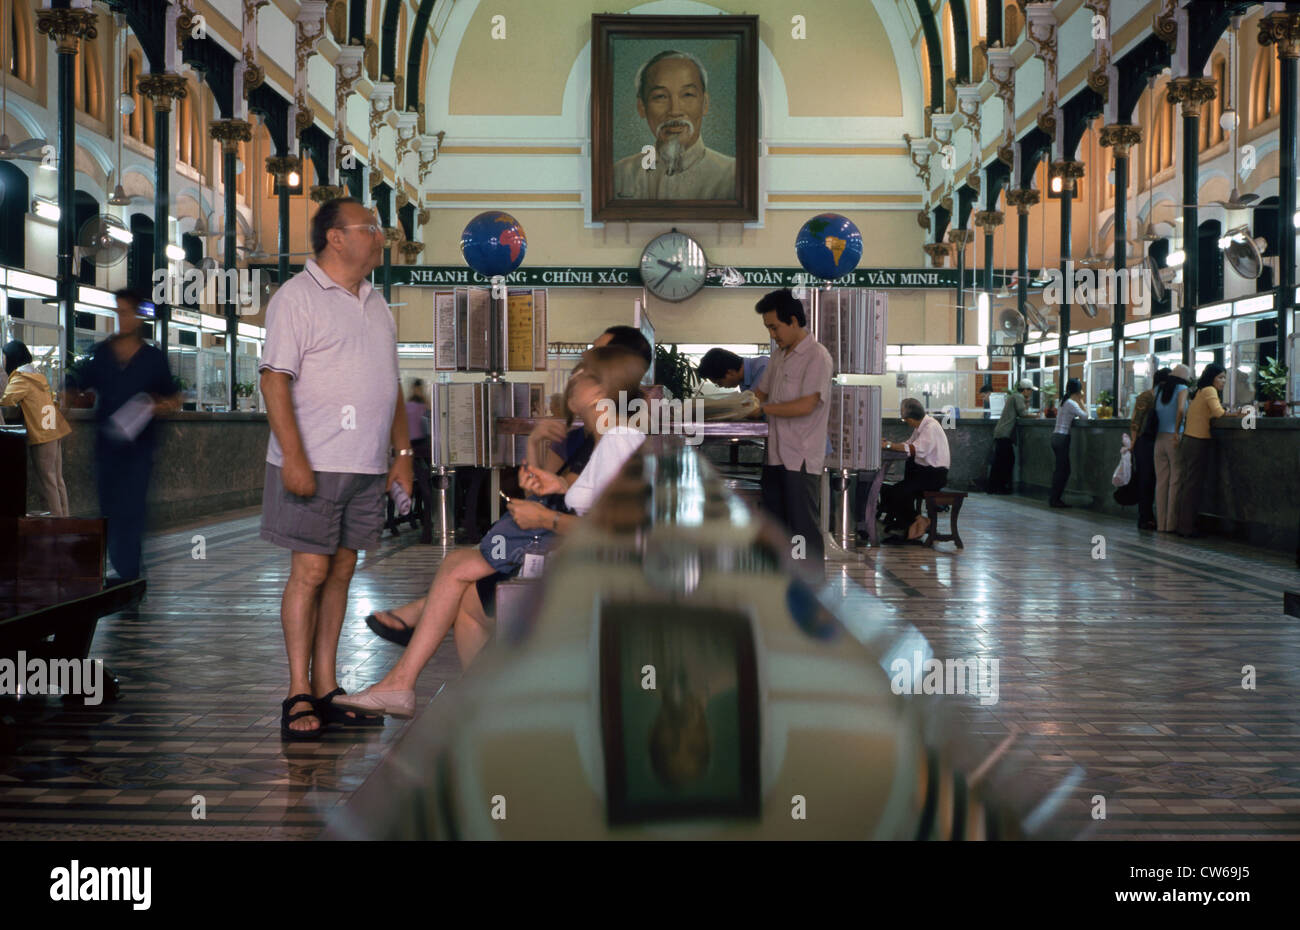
left=426, top=380, right=546, bottom=467
left=432, top=287, right=550, bottom=374
left=810, top=289, right=888, bottom=375
left=826, top=384, right=881, bottom=471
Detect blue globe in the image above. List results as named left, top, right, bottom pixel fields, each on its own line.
left=795, top=213, right=863, bottom=281
left=460, top=211, right=527, bottom=277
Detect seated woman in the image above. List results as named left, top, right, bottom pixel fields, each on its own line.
left=336, top=346, right=649, bottom=718
left=363, top=372, right=599, bottom=646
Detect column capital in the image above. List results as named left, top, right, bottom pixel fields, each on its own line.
left=916, top=210, right=931, bottom=231
left=36, top=7, right=97, bottom=55
left=137, top=72, right=189, bottom=112
left=973, top=210, right=1005, bottom=230
left=398, top=241, right=425, bottom=265
left=946, top=228, right=974, bottom=247
left=383, top=226, right=403, bottom=248
left=309, top=184, right=348, bottom=203
left=1099, top=124, right=1142, bottom=156
left=1166, top=77, right=1217, bottom=117
left=210, top=119, right=253, bottom=154
left=1050, top=160, right=1085, bottom=193
left=1004, top=188, right=1040, bottom=214
left=1258, top=11, right=1300, bottom=60
left=265, top=155, right=301, bottom=180
left=922, top=242, right=952, bottom=268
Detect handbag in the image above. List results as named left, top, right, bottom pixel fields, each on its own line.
left=478, top=499, right=559, bottom=572
left=1113, top=435, right=1139, bottom=505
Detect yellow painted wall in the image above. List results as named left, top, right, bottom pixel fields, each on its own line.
left=448, top=0, right=903, bottom=118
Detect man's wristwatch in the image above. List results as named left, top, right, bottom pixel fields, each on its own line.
left=396, top=448, right=414, bottom=457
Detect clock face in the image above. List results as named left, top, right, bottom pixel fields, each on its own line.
left=640, top=232, right=708, bottom=302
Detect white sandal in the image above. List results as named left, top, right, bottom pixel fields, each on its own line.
left=333, top=686, right=415, bottom=719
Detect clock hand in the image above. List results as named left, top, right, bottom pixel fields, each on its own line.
left=655, top=267, right=675, bottom=288
left=657, top=259, right=683, bottom=271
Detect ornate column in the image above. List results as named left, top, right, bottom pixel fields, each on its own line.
left=136, top=72, right=188, bottom=352
left=987, top=47, right=1016, bottom=169
left=211, top=119, right=252, bottom=410
left=266, top=156, right=301, bottom=283
left=1166, top=77, right=1217, bottom=366
left=367, top=81, right=395, bottom=197
left=334, top=44, right=365, bottom=194
left=1006, top=188, right=1041, bottom=378
left=382, top=225, right=401, bottom=302
left=36, top=6, right=97, bottom=364
left=1259, top=12, right=1300, bottom=367
left=948, top=228, right=974, bottom=343
left=1100, top=124, right=1141, bottom=409
left=1051, top=160, right=1085, bottom=389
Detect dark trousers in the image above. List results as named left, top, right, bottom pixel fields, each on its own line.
left=1050, top=433, right=1071, bottom=504
left=96, top=439, right=153, bottom=580
left=1134, top=435, right=1156, bottom=526
left=412, top=438, right=433, bottom=540
left=880, top=461, right=948, bottom=527
left=1177, top=435, right=1212, bottom=535
left=988, top=437, right=1015, bottom=493
left=761, top=463, right=823, bottom=575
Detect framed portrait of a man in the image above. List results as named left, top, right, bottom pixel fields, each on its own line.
left=591, top=15, right=758, bottom=222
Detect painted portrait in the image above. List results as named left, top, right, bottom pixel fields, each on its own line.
left=591, top=15, right=758, bottom=222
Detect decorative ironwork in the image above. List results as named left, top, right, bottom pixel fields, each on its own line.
left=309, top=184, right=347, bottom=203
left=916, top=210, right=931, bottom=231
left=36, top=7, right=98, bottom=55
left=265, top=155, right=301, bottom=181
left=1049, top=160, right=1085, bottom=193
left=973, top=210, right=1005, bottom=230
left=210, top=119, right=252, bottom=154
left=1098, top=123, right=1142, bottom=157
left=295, top=90, right=315, bottom=133
left=1005, top=188, right=1041, bottom=214
left=398, top=241, right=425, bottom=265
left=1166, top=76, right=1217, bottom=118
left=137, top=72, right=188, bottom=112
left=1153, top=0, right=1177, bottom=48
left=922, top=242, right=952, bottom=268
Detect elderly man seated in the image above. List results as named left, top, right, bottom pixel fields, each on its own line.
left=879, top=397, right=951, bottom=543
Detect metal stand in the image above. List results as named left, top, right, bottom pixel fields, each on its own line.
left=431, top=465, right=454, bottom=544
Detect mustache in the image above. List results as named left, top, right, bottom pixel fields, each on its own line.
left=654, top=117, right=696, bottom=137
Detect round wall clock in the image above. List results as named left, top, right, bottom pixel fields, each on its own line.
left=639, top=230, right=708, bottom=302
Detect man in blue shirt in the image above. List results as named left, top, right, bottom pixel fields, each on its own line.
left=698, top=347, right=768, bottom=392
left=69, top=290, right=181, bottom=580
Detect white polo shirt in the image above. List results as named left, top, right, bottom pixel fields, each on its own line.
left=906, top=415, right=951, bottom=469
left=259, top=259, right=399, bottom=474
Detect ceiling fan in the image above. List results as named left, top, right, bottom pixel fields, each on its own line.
left=0, top=7, right=48, bottom=163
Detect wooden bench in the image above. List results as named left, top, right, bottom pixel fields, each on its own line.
left=922, top=490, right=967, bottom=549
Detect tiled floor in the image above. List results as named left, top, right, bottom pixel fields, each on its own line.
left=1, top=496, right=1298, bottom=840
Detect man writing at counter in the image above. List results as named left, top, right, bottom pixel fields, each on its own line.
left=880, top=398, right=951, bottom=542
left=748, top=289, right=834, bottom=579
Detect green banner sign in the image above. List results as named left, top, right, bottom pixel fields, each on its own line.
left=384, top=265, right=969, bottom=290
left=250, top=263, right=994, bottom=290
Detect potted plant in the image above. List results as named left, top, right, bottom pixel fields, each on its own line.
left=1097, top=389, right=1115, bottom=419
left=1256, top=357, right=1288, bottom=417
left=654, top=343, right=700, bottom=400
left=235, top=381, right=257, bottom=411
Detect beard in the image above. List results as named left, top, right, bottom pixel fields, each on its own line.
left=653, top=118, right=696, bottom=175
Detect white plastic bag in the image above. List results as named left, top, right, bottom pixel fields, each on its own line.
left=1111, top=433, right=1133, bottom=487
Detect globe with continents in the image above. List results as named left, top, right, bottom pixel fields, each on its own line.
left=795, top=213, right=863, bottom=281
left=460, top=211, right=528, bottom=278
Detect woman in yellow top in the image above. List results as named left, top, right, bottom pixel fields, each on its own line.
left=1176, top=363, right=1242, bottom=538
left=1, top=340, right=72, bottom=516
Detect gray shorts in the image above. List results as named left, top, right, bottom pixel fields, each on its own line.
left=260, top=463, right=387, bottom=554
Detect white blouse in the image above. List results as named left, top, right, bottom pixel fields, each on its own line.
left=564, top=426, right=646, bottom=515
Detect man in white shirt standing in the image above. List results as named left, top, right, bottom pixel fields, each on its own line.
left=259, top=197, right=413, bottom=740
left=880, top=397, right=951, bottom=542
left=751, top=289, right=834, bottom=578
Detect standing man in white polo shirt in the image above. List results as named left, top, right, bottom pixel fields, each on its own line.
left=750, top=288, right=834, bottom=579
left=259, top=197, right=413, bottom=740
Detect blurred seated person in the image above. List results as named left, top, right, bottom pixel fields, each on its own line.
left=879, top=397, right=951, bottom=542
left=338, top=348, right=650, bottom=716
left=697, top=347, right=768, bottom=393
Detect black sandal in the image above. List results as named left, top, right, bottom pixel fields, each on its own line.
left=365, top=610, right=415, bottom=647
left=315, top=687, right=385, bottom=727
left=280, top=693, right=323, bottom=741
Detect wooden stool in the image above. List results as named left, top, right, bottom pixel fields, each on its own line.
left=922, top=490, right=967, bottom=549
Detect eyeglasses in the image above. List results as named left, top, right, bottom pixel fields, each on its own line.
left=335, top=223, right=383, bottom=236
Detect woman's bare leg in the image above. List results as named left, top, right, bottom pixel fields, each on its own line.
left=452, top=584, right=494, bottom=668
left=371, top=548, right=494, bottom=691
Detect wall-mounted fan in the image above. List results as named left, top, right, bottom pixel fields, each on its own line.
left=1022, top=300, right=1048, bottom=332
left=996, top=306, right=1026, bottom=343
left=1145, top=254, right=1181, bottom=303
left=1221, top=226, right=1271, bottom=279
left=76, top=214, right=132, bottom=267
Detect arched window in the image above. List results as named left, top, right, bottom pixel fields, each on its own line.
left=74, top=31, right=105, bottom=121
left=1003, top=3, right=1022, bottom=45
left=919, top=38, right=931, bottom=114
left=7, top=0, right=34, bottom=85
left=0, top=160, right=28, bottom=268
left=1250, top=48, right=1281, bottom=126
left=1150, top=85, right=1175, bottom=176
left=1200, top=56, right=1227, bottom=150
